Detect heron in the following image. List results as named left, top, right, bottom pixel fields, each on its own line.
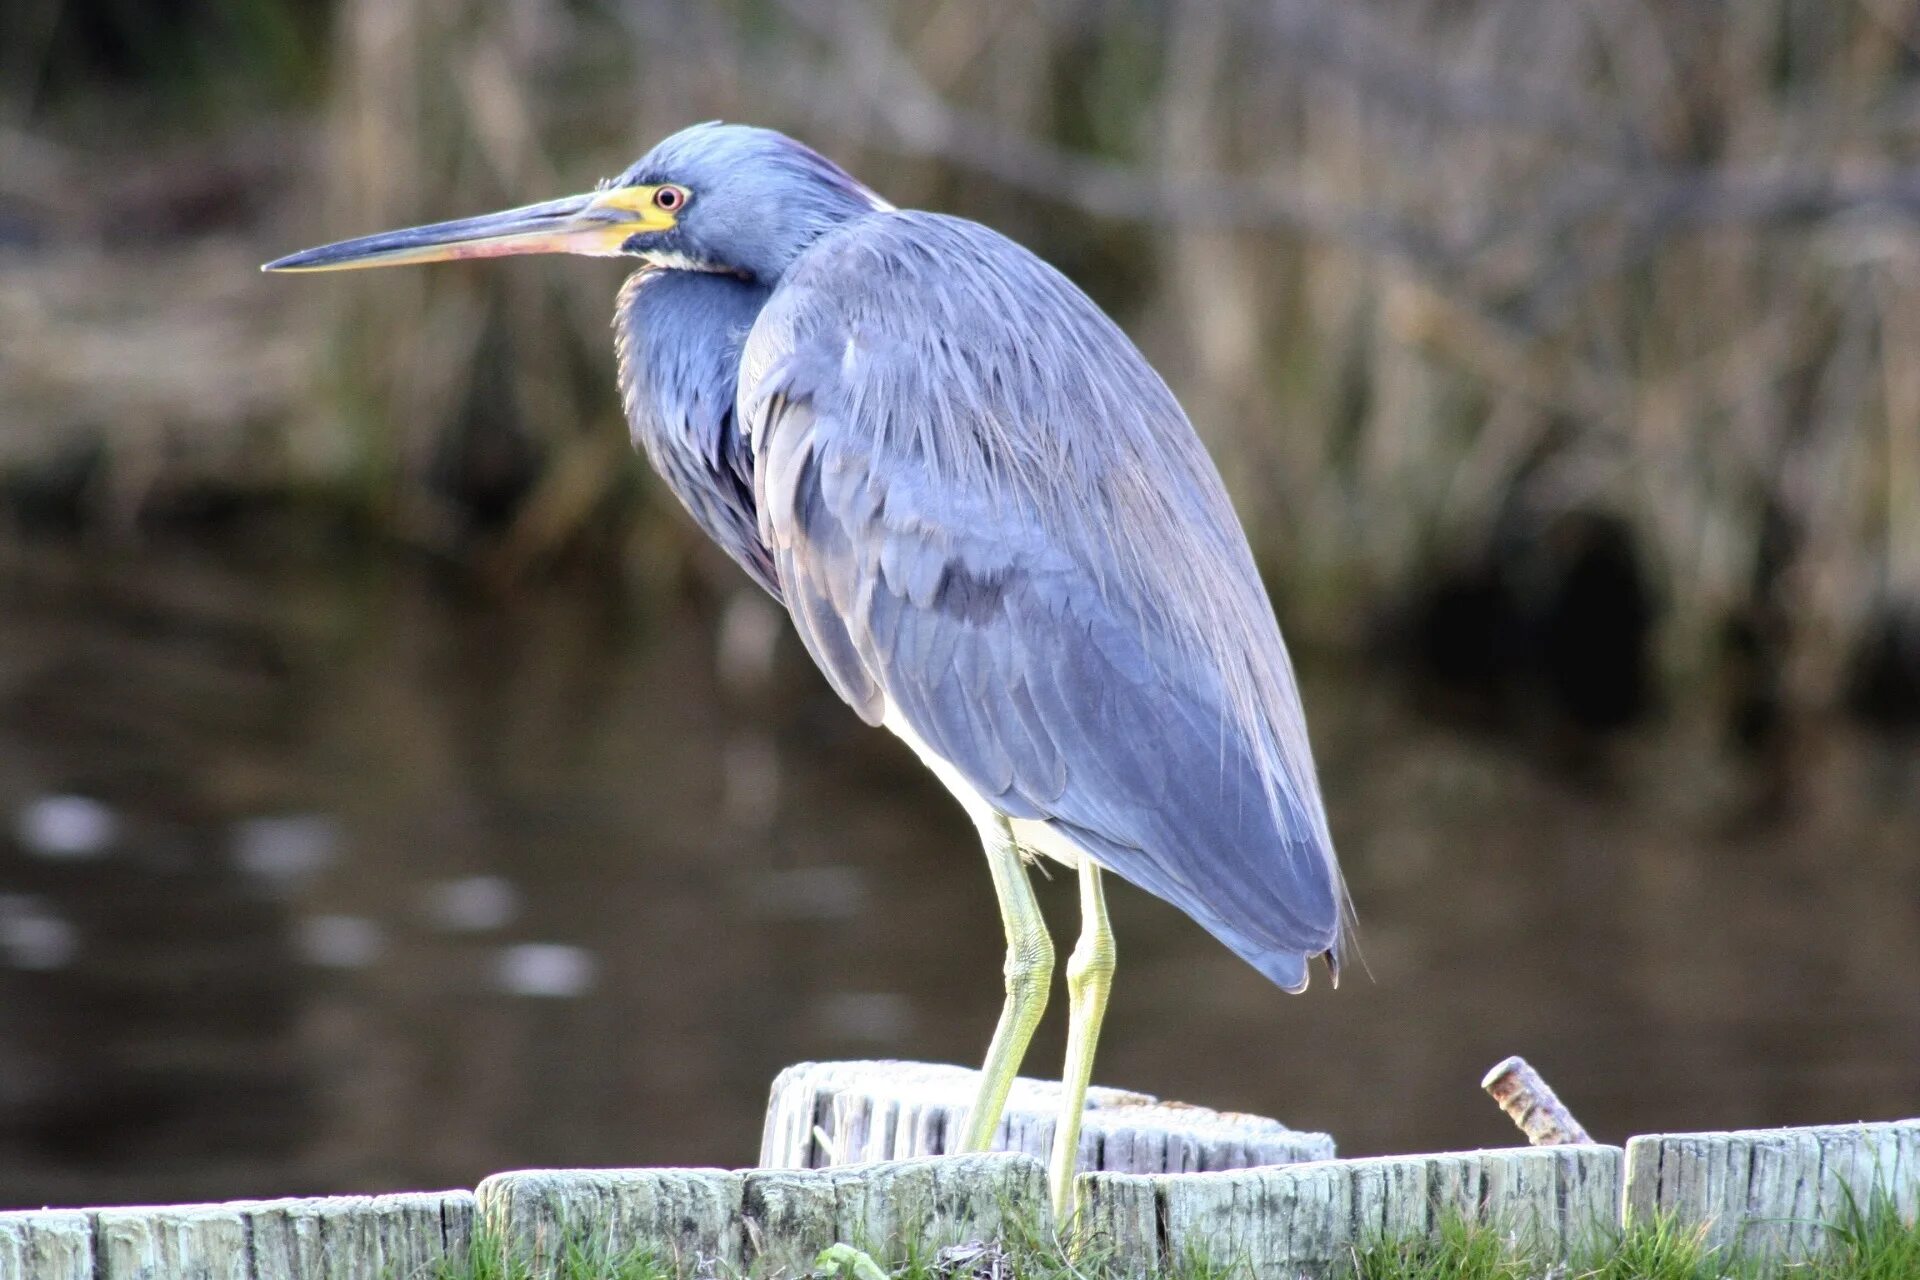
left=266, top=122, right=1350, bottom=1216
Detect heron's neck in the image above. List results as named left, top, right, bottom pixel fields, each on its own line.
left=736, top=180, right=884, bottom=284
left=615, top=268, right=781, bottom=597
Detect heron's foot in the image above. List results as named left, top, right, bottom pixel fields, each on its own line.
left=814, top=1243, right=891, bottom=1280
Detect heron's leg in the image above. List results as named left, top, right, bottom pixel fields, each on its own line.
left=956, top=815, right=1054, bottom=1154
left=1049, top=857, right=1116, bottom=1218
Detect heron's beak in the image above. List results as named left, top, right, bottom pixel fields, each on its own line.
left=262, top=187, right=674, bottom=273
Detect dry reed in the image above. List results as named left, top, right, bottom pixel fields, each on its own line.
left=7, top=0, right=1920, bottom=709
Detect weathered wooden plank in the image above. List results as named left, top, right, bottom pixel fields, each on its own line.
left=95, top=1204, right=250, bottom=1280
left=1077, top=1144, right=1622, bottom=1278
left=763, top=1060, right=1334, bottom=1176
left=475, top=1168, right=746, bottom=1276
left=244, top=1191, right=474, bottom=1280
left=1623, top=1120, right=1920, bottom=1261
left=742, top=1154, right=1046, bottom=1275
left=0, top=1210, right=92, bottom=1280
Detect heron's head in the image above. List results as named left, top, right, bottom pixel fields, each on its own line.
left=264, top=123, right=881, bottom=284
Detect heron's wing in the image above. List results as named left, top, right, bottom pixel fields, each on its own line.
left=742, top=213, right=1345, bottom=986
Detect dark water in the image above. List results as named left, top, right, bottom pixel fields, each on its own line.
left=1, top=534, right=1916, bottom=1211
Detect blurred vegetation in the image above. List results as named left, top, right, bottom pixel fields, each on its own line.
left=4, top=0, right=1920, bottom=728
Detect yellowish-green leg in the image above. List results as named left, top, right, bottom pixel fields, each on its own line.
left=1049, top=857, right=1116, bottom=1219
left=956, top=815, right=1055, bottom=1153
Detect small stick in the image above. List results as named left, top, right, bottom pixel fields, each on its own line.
left=1481, top=1055, right=1593, bottom=1146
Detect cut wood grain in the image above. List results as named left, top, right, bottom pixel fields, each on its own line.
left=1076, top=1144, right=1623, bottom=1277
left=1623, top=1120, right=1920, bottom=1260
left=762, top=1060, right=1334, bottom=1176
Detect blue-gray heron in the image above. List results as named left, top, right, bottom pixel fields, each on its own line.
left=267, top=123, right=1350, bottom=1214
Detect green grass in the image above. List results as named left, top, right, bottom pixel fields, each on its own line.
left=1350, top=1192, right=1920, bottom=1280
left=433, top=1219, right=673, bottom=1280
left=434, top=1193, right=1920, bottom=1280
left=1353, top=1213, right=1722, bottom=1280
left=1814, top=1184, right=1920, bottom=1280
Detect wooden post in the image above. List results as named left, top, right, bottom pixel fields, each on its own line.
left=95, top=1205, right=250, bottom=1280
left=0, top=1193, right=473, bottom=1280
left=1623, top=1121, right=1920, bottom=1261
left=476, top=1154, right=1046, bottom=1277
left=0, top=1210, right=91, bottom=1280
left=1078, top=1144, right=1624, bottom=1277
left=762, top=1060, right=1335, bottom=1176
left=244, top=1192, right=473, bottom=1280
left=475, top=1167, right=746, bottom=1275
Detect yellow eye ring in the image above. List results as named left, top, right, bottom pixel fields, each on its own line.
left=653, top=185, right=689, bottom=213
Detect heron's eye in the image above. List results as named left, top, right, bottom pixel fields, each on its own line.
left=653, top=185, right=688, bottom=213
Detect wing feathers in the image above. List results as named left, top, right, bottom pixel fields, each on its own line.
left=743, top=212, right=1347, bottom=984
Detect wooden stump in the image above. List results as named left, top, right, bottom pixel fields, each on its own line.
left=1623, top=1120, right=1920, bottom=1261
left=0, top=1210, right=91, bottom=1280
left=244, top=1192, right=474, bottom=1280
left=476, top=1166, right=747, bottom=1274
left=476, top=1154, right=1045, bottom=1277
left=1078, top=1143, right=1624, bottom=1278
left=0, top=1193, right=473, bottom=1280
left=761, top=1060, right=1335, bottom=1176
left=94, top=1205, right=250, bottom=1280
